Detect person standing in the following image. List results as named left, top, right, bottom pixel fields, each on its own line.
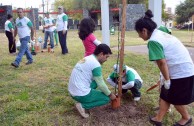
left=135, top=10, right=194, bottom=126
left=42, top=12, right=55, bottom=52
left=56, top=6, right=68, bottom=55
left=11, top=8, right=34, bottom=68
left=78, top=18, right=101, bottom=57
left=68, top=44, right=116, bottom=118
left=5, top=14, right=16, bottom=54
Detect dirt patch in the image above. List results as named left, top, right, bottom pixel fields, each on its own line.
left=76, top=94, right=150, bottom=126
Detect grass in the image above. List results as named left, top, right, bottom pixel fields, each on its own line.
left=0, top=30, right=193, bottom=126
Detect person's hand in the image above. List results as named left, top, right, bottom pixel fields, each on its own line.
left=43, top=26, right=49, bottom=29
left=62, top=29, right=66, bottom=35
left=164, top=79, right=171, bottom=90
left=109, top=93, right=116, bottom=100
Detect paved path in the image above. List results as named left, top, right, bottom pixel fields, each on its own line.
left=113, top=45, right=194, bottom=62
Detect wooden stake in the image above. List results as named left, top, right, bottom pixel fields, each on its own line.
left=32, top=8, right=37, bottom=42
left=118, top=0, right=127, bottom=98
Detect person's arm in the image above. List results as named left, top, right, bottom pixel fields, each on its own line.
left=92, top=67, right=111, bottom=96
left=148, top=41, right=171, bottom=89
left=14, top=27, right=17, bottom=39
left=156, top=59, right=170, bottom=89
left=50, top=19, right=56, bottom=27
left=27, top=21, right=34, bottom=40
left=30, top=27, right=35, bottom=40
left=62, top=15, right=68, bottom=34
left=8, top=22, right=14, bottom=36
left=106, top=72, right=117, bottom=87
left=93, top=39, right=101, bottom=46
left=122, top=81, right=135, bottom=89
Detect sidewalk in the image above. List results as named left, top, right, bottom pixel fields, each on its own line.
left=113, top=45, right=194, bottom=62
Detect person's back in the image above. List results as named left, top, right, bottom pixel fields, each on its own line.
left=68, top=54, right=100, bottom=96
left=83, top=33, right=98, bottom=56
left=126, top=66, right=143, bottom=83
left=149, top=29, right=194, bottom=79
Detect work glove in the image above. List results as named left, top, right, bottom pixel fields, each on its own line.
left=160, top=73, right=171, bottom=90
left=164, top=79, right=171, bottom=90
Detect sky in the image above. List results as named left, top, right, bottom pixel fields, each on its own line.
left=0, top=0, right=54, bottom=11
left=0, top=0, right=186, bottom=13
left=163, top=0, right=185, bottom=13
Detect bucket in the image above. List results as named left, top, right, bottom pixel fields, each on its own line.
left=48, top=47, right=51, bottom=52
left=111, top=95, right=121, bottom=109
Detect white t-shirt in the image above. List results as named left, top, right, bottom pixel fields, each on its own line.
left=126, top=66, right=143, bottom=83
left=56, top=13, right=68, bottom=31
left=148, top=29, right=194, bottom=79
left=5, top=20, right=14, bottom=32
left=68, top=55, right=101, bottom=96
left=43, top=17, right=54, bottom=32
left=15, top=17, right=33, bottom=38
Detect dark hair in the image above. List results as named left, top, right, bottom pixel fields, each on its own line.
left=135, top=9, right=157, bottom=34
left=78, top=18, right=96, bottom=40
left=17, top=8, right=23, bottom=11
left=94, top=44, right=112, bottom=55
left=7, top=14, right=13, bottom=19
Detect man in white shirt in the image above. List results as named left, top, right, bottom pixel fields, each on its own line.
left=68, top=44, right=116, bottom=118
left=56, top=6, right=68, bottom=55
left=11, top=8, right=34, bottom=68
left=42, top=12, right=55, bottom=52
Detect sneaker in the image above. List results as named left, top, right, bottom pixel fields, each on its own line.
left=26, top=61, right=33, bottom=65
left=41, top=49, right=47, bottom=53
left=51, top=49, right=54, bottom=53
left=11, top=62, right=19, bottom=68
left=75, top=103, right=89, bottom=118
left=134, top=97, right=141, bottom=101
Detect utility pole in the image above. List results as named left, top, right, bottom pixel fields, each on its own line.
left=42, top=0, right=45, bottom=14
left=47, top=0, right=49, bottom=12
left=100, top=0, right=110, bottom=46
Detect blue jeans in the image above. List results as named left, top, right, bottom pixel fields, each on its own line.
left=14, top=36, right=33, bottom=65
left=58, top=31, right=68, bottom=54
left=44, top=31, right=54, bottom=49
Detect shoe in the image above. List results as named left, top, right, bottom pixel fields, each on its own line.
left=173, top=118, right=192, bottom=126
left=26, top=61, right=33, bottom=65
left=51, top=49, right=54, bottom=53
left=75, top=103, right=89, bottom=118
left=41, top=49, right=46, bottom=53
left=134, top=97, right=141, bottom=101
left=149, top=116, right=162, bottom=126
left=11, top=62, right=19, bottom=68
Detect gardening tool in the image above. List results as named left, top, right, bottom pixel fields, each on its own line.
left=146, top=81, right=160, bottom=92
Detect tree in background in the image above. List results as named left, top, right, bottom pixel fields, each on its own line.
left=162, top=0, right=173, bottom=26
left=54, top=0, right=148, bottom=19
left=54, top=0, right=169, bottom=26
left=176, top=0, right=194, bottom=24
left=54, top=0, right=82, bottom=19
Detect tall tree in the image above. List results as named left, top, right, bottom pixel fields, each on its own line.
left=175, top=0, right=194, bottom=24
